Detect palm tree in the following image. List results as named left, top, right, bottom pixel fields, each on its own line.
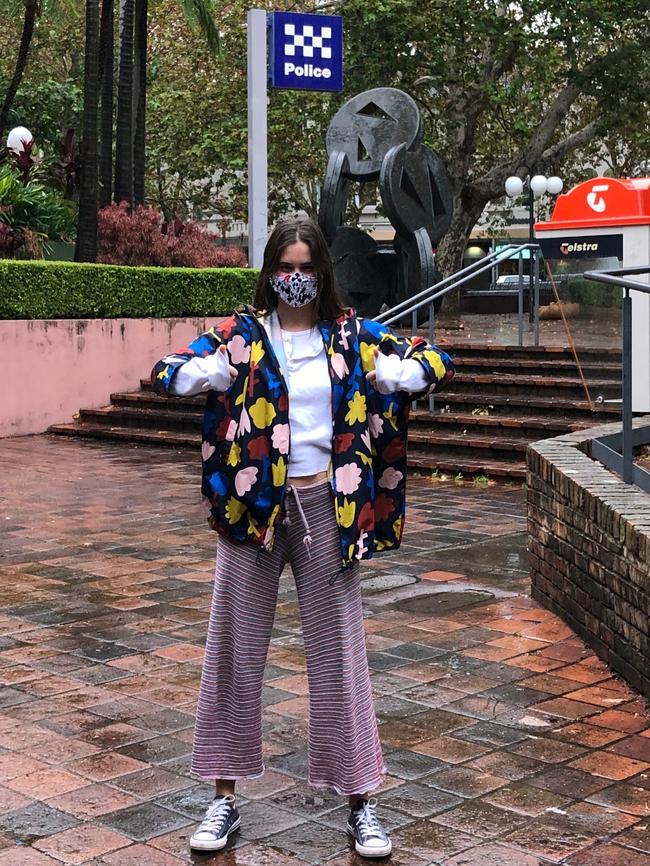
left=114, top=0, right=135, bottom=204
left=98, top=0, right=114, bottom=208
left=75, top=0, right=100, bottom=261
left=133, top=0, right=147, bottom=205
left=115, top=0, right=220, bottom=207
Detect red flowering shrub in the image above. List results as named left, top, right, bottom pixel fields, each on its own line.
left=98, top=202, right=170, bottom=266
left=97, top=203, right=248, bottom=268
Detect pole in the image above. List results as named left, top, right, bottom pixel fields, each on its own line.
left=528, top=180, right=534, bottom=326
left=247, top=9, right=267, bottom=269
left=533, top=245, right=540, bottom=347
left=622, top=289, right=633, bottom=484
left=517, top=250, right=524, bottom=347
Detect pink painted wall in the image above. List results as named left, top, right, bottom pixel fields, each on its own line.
left=1, top=317, right=221, bottom=437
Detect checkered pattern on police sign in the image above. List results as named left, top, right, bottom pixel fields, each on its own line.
left=283, top=23, right=333, bottom=59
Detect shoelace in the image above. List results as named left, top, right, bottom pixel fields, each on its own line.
left=198, top=795, right=234, bottom=834
left=354, top=798, right=384, bottom=839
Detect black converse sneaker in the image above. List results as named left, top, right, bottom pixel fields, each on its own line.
left=346, top=798, right=392, bottom=858
left=189, top=794, right=240, bottom=852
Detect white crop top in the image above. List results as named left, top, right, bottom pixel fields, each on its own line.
left=273, top=327, right=332, bottom=477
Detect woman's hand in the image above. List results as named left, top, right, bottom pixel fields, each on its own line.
left=366, top=348, right=429, bottom=395
left=219, top=344, right=238, bottom=386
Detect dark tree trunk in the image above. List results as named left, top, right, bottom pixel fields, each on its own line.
left=98, top=0, right=114, bottom=208
left=133, top=0, right=147, bottom=205
left=75, top=0, right=101, bottom=262
left=114, top=0, right=134, bottom=205
left=435, top=189, right=486, bottom=321
left=0, top=0, right=38, bottom=138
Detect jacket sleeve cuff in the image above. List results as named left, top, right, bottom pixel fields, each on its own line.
left=373, top=353, right=429, bottom=394
left=169, top=351, right=231, bottom=396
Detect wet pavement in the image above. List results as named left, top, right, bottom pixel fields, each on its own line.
left=433, top=310, right=621, bottom=350
left=1, top=435, right=650, bottom=866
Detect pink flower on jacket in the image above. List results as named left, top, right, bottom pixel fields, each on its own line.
left=330, top=352, right=349, bottom=380
left=378, top=467, right=403, bottom=490
left=368, top=413, right=384, bottom=439
left=335, top=462, right=362, bottom=495
left=225, top=419, right=238, bottom=442
left=235, top=466, right=258, bottom=496
left=202, top=441, right=215, bottom=461
left=227, top=334, right=250, bottom=365
left=238, top=406, right=251, bottom=437
left=271, top=423, right=290, bottom=455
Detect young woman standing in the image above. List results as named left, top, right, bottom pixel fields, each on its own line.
left=152, top=217, right=454, bottom=858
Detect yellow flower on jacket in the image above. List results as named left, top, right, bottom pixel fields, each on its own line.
left=345, top=390, right=367, bottom=425
left=359, top=341, right=376, bottom=372
left=225, top=496, right=245, bottom=524
left=423, top=349, right=447, bottom=379
left=226, top=442, right=241, bottom=467
left=272, top=455, right=287, bottom=487
left=383, top=403, right=398, bottom=431
left=249, top=397, right=277, bottom=429
left=337, top=497, right=356, bottom=528
left=250, top=340, right=265, bottom=366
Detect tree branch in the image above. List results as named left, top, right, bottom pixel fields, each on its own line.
left=540, top=119, right=600, bottom=165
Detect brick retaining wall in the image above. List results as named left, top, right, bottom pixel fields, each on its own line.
left=527, top=417, right=650, bottom=699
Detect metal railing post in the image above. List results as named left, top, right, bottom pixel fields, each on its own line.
left=518, top=252, right=524, bottom=347
left=428, top=299, right=435, bottom=413
left=534, top=247, right=541, bottom=347
left=623, top=288, right=633, bottom=483
left=411, top=308, right=418, bottom=411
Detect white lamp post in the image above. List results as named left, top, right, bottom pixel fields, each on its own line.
left=504, top=172, right=564, bottom=338
left=505, top=172, right=564, bottom=246
left=6, top=126, right=33, bottom=154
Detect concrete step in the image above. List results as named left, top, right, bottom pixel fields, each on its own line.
left=410, top=410, right=587, bottom=439
left=48, top=422, right=199, bottom=449
left=452, top=357, right=621, bottom=378
left=445, top=373, right=620, bottom=401
left=408, top=452, right=526, bottom=480
left=48, top=422, right=528, bottom=479
left=425, top=391, right=620, bottom=420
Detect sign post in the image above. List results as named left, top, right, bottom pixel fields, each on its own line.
left=247, top=10, right=343, bottom=268
left=247, top=9, right=268, bottom=270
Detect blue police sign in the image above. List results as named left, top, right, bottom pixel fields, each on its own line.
left=269, top=11, right=343, bottom=92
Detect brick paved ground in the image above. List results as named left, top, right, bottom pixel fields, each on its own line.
left=1, top=435, right=649, bottom=866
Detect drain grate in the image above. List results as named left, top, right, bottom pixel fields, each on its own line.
left=361, top=573, right=418, bottom=592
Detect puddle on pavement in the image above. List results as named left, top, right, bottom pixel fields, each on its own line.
left=430, top=532, right=529, bottom=581
left=396, top=589, right=494, bottom=615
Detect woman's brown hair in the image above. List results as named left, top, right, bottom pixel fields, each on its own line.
left=253, top=217, right=347, bottom=321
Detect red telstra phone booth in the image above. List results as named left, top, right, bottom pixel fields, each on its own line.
left=536, top=178, right=650, bottom=412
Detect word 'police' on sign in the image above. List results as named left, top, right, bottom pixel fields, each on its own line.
left=270, top=11, right=343, bottom=92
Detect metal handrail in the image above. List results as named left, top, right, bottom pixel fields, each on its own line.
left=374, top=242, right=543, bottom=412
left=584, top=266, right=650, bottom=486
left=375, top=243, right=533, bottom=322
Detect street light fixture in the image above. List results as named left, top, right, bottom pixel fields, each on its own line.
left=6, top=126, right=33, bottom=154
left=505, top=172, right=564, bottom=327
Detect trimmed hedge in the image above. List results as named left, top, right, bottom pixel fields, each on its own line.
left=0, top=259, right=257, bottom=319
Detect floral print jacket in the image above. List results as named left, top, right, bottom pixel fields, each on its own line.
left=152, top=307, right=454, bottom=569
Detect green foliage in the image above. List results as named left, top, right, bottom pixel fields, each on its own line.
left=568, top=276, right=623, bottom=308
left=0, top=259, right=257, bottom=318
left=0, top=165, right=77, bottom=240
left=6, top=79, right=83, bottom=167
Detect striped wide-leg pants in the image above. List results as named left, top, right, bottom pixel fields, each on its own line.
left=190, top=480, right=386, bottom=795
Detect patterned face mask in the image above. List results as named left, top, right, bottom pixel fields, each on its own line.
left=269, top=272, right=318, bottom=308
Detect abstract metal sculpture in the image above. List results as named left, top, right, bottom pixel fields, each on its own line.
left=318, top=87, right=453, bottom=319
